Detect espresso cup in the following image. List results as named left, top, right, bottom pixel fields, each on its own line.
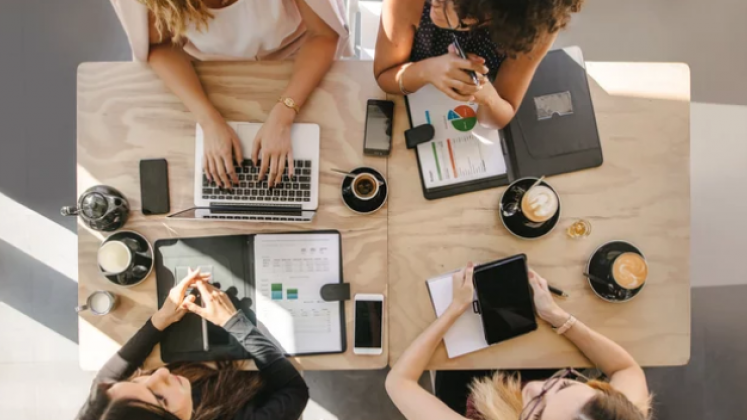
left=350, top=173, right=380, bottom=201
left=611, top=252, right=648, bottom=290
left=76, top=291, right=118, bottom=315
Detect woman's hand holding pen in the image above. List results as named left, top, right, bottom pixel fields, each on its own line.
left=421, top=44, right=488, bottom=102
left=528, top=269, right=571, bottom=328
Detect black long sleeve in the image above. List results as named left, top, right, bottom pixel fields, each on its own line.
left=94, top=318, right=163, bottom=384
left=223, top=311, right=309, bottom=420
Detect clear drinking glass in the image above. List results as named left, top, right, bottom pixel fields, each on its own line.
left=566, top=219, right=592, bottom=239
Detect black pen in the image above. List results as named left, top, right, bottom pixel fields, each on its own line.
left=548, top=284, right=569, bottom=298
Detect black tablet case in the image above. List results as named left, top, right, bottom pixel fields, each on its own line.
left=472, top=255, right=538, bottom=345
left=154, top=230, right=348, bottom=363
left=405, top=46, right=602, bottom=200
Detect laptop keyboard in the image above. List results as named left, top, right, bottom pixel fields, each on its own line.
left=202, top=159, right=313, bottom=203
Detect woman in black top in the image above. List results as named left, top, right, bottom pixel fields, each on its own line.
left=76, top=268, right=308, bottom=420
left=374, top=0, right=583, bottom=128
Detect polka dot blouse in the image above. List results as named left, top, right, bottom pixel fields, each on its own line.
left=410, top=3, right=505, bottom=80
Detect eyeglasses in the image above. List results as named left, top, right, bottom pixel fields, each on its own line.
left=519, top=368, right=591, bottom=420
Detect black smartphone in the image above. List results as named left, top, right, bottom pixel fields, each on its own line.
left=363, top=99, right=394, bottom=156
left=139, top=159, right=170, bottom=215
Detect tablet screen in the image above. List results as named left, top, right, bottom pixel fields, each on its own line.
left=473, top=256, right=537, bottom=344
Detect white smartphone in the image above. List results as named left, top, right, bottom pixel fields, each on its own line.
left=353, top=293, right=384, bottom=355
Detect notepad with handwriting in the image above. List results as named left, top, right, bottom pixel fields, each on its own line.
left=426, top=273, right=488, bottom=358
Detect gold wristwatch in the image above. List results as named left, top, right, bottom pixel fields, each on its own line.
left=278, top=96, right=300, bottom=113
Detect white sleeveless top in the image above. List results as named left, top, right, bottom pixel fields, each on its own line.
left=183, top=0, right=305, bottom=61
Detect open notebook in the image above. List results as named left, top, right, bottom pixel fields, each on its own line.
left=426, top=273, right=488, bottom=358
left=155, top=231, right=348, bottom=362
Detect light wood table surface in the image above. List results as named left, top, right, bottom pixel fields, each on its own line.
left=387, top=62, right=691, bottom=369
left=77, top=61, right=388, bottom=371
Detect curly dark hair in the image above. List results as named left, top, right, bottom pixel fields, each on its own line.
left=453, top=0, right=584, bottom=56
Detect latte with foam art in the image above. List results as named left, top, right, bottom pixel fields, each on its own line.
left=520, top=185, right=559, bottom=223
left=612, top=253, right=648, bottom=290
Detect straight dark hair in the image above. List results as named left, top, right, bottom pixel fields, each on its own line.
left=78, top=361, right=263, bottom=420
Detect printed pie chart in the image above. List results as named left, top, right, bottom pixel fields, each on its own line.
left=448, top=105, right=477, bottom=132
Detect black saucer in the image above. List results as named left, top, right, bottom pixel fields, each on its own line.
left=587, top=241, right=646, bottom=303
left=341, top=167, right=388, bottom=214
left=100, top=230, right=154, bottom=287
left=499, top=178, right=560, bottom=239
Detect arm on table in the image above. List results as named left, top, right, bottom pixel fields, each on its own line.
left=529, top=270, right=650, bottom=415
left=92, top=318, right=164, bottom=386
left=224, top=311, right=309, bottom=420
left=474, top=34, right=556, bottom=129
left=146, top=13, right=242, bottom=188
left=385, top=264, right=475, bottom=420
left=182, top=280, right=309, bottom=420
left=253, top=0, right=340, bottom=185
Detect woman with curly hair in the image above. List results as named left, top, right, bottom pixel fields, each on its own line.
left=374, top=0, right=583, bottom=128
left=110, top=0, right=349, bottom=189
left=386, top=264, right=651, bottom=420
left=76, top=268, right=308, bottom=420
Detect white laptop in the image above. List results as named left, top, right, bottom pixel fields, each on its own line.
left=168, top=122, right=320, bottom=223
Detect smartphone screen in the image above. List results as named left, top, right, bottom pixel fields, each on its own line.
left=140, top=159, right=170, bottom=215
left=354, top=299, right=383, bottom=348
left=473, top=257, right=537, bottom=344
left=364, top=100, right=394, bottom=156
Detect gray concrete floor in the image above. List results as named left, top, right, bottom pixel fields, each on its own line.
left=1, top=0, right=746, bottom=419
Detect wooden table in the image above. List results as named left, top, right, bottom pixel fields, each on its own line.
left=387, top=62, right=691, bottom=369
left=77, top=61, right=388, bottom=371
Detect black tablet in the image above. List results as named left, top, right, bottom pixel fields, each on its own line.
left=473, top=255, right=538, bottom=345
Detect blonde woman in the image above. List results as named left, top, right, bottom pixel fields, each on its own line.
left=110, top=0, right=350, bottom=188
left=386, top=264, right=651, bottom=420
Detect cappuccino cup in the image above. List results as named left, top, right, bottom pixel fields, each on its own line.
left=612, top=252, right=648, bottom=290
left=98, top=241, right=133, bottom=275
left=98, top=236, right=152, bottom=286
left=521, top=185, right=560, bottom=223
left=76, top=291, right=118, bottom=315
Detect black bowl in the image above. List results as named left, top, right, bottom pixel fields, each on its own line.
left=341, top=167, right=388, bottom=214
left=499, top=178, right=560, bottom=239
left=587, top=241, right=647, bottom=303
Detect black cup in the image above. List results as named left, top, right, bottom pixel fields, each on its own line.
left=341, top=167, right=388, bottom=214
left=499, top=178, right=561, bottom=239
left=99, top=230, right=154, bottom=287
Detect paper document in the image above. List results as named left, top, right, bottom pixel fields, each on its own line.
left=254, top=234, right=343, bottom=354
left=426, top=273, right=487, bottom=358
left=407, top=84, right=507, bottom=189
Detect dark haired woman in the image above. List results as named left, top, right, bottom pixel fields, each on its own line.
left=76, top=268, right=308, bottom=420
left=386, top=264, right=651, bottom=420
left=374, top=0, right=583, bottom=128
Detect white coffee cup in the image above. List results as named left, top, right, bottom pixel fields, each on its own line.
left=98, top=241, right=133, bottom=275
left=351, top=173, right=380, bottom=201
left=76, top=291, right=118, bottom=315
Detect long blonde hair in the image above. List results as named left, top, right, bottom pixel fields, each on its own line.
left=469, top=372, right=650, bottom=420
left=140, top=0, right=213, bottom=43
